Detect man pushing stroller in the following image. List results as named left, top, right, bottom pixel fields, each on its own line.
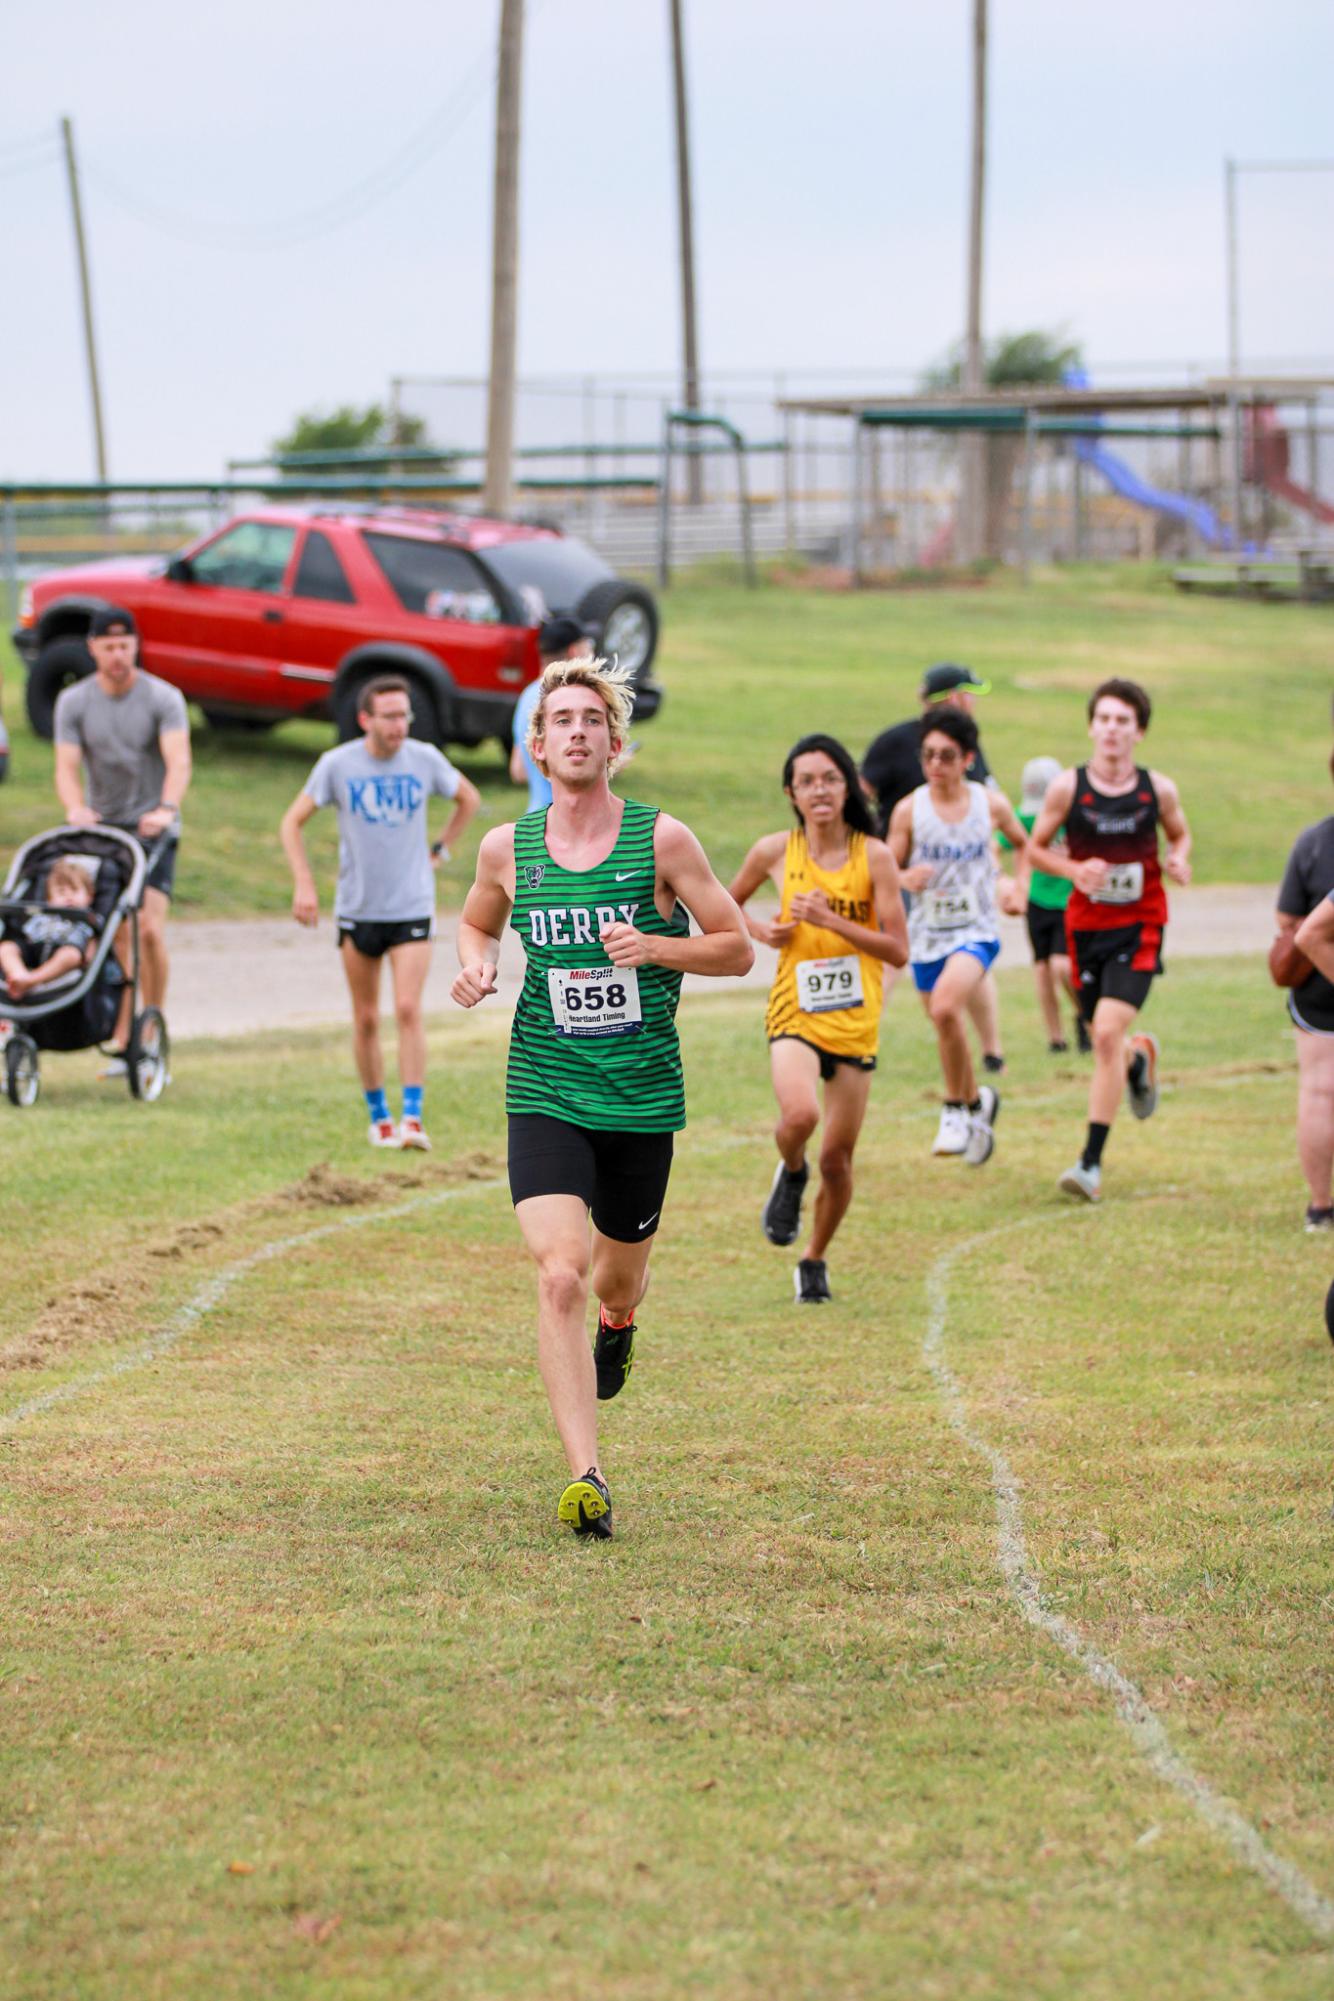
left=52, top=605, right=191, bottom=1078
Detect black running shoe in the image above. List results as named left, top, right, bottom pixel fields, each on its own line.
left=1075, top=1017, right=1093, bottom=1055
left=593, top=1307, right=636, bottom=1400
left=794, top=1257, right=832, bottom=1304
left=1048, top=1038, right=1069, bottom=1055
left=558, top=1468, right=613, bottom=1539
left=762, top=1159, right=809, bottom=1245
left=982, top=1052, right=1005, bottom=1075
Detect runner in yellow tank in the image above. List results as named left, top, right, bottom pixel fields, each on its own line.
left=730, top=734, right=909, bottom=1303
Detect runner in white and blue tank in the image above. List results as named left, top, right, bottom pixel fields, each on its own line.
left=888, top=704, right=1029, bottom=1166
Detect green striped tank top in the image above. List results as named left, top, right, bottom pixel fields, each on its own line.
left=508, top=799, right=689, bottom=1132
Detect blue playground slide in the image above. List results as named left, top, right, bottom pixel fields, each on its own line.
left=1073, top=435, right=1234, bottom=550
left=1061, top=367, right=1235, bottom=550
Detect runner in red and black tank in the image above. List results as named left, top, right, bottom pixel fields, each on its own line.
left=1028, top=678, right=1191, bottom=1203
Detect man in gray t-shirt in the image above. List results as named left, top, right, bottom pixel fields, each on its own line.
left=52, top=605, right=191, bottom=1069
left=280, top=675, right=479, bottom=1151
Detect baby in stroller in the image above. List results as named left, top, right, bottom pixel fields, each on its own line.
left=0, top=825, right=169, bottom=1104
left=0, top=857, right=98, bottom=999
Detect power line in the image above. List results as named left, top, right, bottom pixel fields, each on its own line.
left=81, top=44, right=500, bottom=252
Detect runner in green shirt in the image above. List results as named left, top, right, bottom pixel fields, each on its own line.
left=452, top=655, right=752, bottom=1541
left=1009, top=756, right=1089, bottom=1055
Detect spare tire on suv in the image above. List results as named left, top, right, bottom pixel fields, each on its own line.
left=576, top=581, right=658, bottom=684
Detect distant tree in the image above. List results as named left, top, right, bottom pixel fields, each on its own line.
left=272, top=403, right=443, bottom=464
left=923, top=328, right=1082, bottom=394
left=922, top=330, right=1084, bottom=557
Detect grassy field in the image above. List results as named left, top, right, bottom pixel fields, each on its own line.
left=2, top=954, right=1331, bottom=1998
left=1, top=564, right=1331, bottom=916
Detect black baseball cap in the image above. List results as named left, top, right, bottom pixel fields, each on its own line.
left=88, top=605, right=137, bottom=639
left=538, top=613, right=596, bottom=658
left=921, top=661, right=989, bottom=699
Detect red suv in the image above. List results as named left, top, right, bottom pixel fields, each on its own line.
left=13, top=505, right=662, bottom=750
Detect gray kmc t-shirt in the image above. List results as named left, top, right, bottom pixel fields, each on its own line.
left=53, top=671, right=190, bottom=826
left=304, top=738, right=461, bottom=922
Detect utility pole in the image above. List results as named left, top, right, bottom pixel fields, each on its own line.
left=60, top=115, right=109, bottom=483
left=669, top=0, right=703, bottom=504
left=959, top=0, right=987, bottom=561
left=484, top=0, right=524, bottom=516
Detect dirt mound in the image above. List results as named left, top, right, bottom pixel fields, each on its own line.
left=277, top=1162, right=384, bottom=1208
left=149, top=1220, right=226, bottom=1259
left=1, top=1273, right=150, bottom=1372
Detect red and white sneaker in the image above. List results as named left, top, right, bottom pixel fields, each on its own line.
left=399, top=1116, right=432, bottom=1152
left=368, top=1117, right=400, bottom=1148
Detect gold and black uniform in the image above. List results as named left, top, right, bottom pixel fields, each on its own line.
left=765, top=829, right=882, bottom=1072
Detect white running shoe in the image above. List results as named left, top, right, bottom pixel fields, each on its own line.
left=399, top=1116, right=432, bottom=1152
left=368, top=1118, right=400, bottom=1148
left=932, top=1105, right=969, bottom=1156
left=1126, top=1032, right=1160, bottom=1120
left=99, top=1052, right=129, bottom=1080
left=1059, top=1159, right=1102, bottom=1202
left=964, top=1085, right=999, bottom=1166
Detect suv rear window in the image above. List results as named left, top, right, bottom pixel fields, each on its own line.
left=293, top=529, right=355, bottom=604
left=363, top=533, right=501, bottom=622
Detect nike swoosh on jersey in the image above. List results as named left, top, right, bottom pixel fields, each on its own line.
left=616, top=870, right=641, bottom=882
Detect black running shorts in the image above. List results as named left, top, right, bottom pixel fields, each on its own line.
left=1068, top=921, right=1163, bottom=1020
left=337, top=917, right=434, bottom=958
left=768, top=1033, right=876, bottom=1081
left=507, top=1113, right=674, bottom=1243
left=1025, top=903, right=1067, bottom=964
left=108, top=827, right=178, bottom=899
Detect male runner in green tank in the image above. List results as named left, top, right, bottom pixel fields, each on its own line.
left=452, top=656, right=752, bottom=1540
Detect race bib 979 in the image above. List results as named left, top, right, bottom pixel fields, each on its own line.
left=796, top=954, right=864, bottom=1014
left=548, top=964, right=643, bottom=1036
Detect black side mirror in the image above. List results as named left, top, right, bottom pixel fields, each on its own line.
left=165, top=556, right=194, bottom=584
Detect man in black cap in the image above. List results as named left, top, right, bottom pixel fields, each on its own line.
left=52, top=606, right=191, bottom=1072
left=861, top=663, right=1006, bottom=1076
left=509, top=615, right=597, bottom=811
left=860, top=663, right=993, bottom=834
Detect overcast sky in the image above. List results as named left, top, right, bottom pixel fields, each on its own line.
left=4, top=0, right=1332, bottom=480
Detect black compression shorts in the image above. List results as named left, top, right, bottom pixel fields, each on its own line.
left=1025, top=903, right=1068, bottom=964
left=768, top=1033, right=877, bottom=1081
left=507, top=1113, right=674, bottom=1243
left=1068, top=921, right=1163, bottom=1020
left=337, top=917, right=434, bottom=958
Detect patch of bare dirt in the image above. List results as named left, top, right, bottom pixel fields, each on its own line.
left=1, top=1273, right=151, bottom=1372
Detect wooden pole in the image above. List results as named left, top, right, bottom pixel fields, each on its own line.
left=959, top=0, right=987, bottom=561
left=483, top=0, right=524, bottom=516
left=60, top=116, right=108, bottom=483
left=669, top=0, right=703, bottom=505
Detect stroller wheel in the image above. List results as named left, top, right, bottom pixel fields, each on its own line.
left=128, top=1007, right=170, bottom=1103
left=5, top=1034, right=40, bottom=1108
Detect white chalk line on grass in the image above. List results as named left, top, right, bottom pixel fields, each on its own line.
left=924, top=1217, right=1334, bottom=1945
left=0, top=1179, right=506, bottom=1436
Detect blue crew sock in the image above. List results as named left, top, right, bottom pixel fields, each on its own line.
left=402, top=1085, right=423, bottom=1122
left=365, top=1088, right=390, bottom=1124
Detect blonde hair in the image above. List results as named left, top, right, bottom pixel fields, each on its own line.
left=526, top=655, right=634, bottom=776
left=45, top=859, right=93, bottom=902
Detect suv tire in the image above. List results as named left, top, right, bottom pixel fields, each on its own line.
left=576, top=581, right=658, bottom=682
left=26, top=635, right=95, bottom=741
left=334, top=669, right=445, bottom=749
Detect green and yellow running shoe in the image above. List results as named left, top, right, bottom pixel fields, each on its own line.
left=558, top=1468, right=613, bottom=1540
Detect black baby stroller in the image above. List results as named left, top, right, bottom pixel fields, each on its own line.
left=0, top=825, right=170, bottom=1107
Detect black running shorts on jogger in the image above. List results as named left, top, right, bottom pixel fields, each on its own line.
left=507, top=1113, right=673, bottom=1243
left=1067, top=921, right=1162, bottom=1019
